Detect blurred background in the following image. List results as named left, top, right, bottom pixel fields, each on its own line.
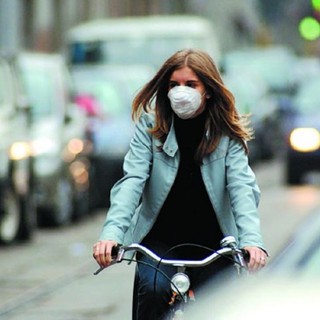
left=1, top=0, right=320, bottom=319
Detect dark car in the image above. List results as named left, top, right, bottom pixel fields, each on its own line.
left=284, top=76, right=320, bottom=185
left=71, top=64, right=153, bottom=209
left=15, top=52, right=91, bottom=226
left=0, top=56, right=36, bottom=244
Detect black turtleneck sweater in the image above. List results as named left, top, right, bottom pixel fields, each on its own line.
left=142, top=112, right=224, bottom=259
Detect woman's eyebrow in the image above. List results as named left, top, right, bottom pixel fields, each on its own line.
left=169, top=79, right=199, bottom=84
left=186, top=80, right=200, bottom=84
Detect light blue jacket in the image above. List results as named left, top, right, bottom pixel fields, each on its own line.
left=99, top=112, right=265, bottom=251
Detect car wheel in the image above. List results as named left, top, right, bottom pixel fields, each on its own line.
left=18, top=193, right=37, bottom=241
left=0, top=187, right=20, bottom=244
left=286, top=157, right=303, bottom=185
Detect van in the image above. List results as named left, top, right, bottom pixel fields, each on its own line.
left=66, top=15, right=221, bottom=69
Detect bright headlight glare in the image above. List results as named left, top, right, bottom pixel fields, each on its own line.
left=9, top=142, right=31, bottom=160
left=289, top=128, right=320, bottom=152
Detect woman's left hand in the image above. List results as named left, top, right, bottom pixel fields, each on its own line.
left=243, top=246, right=268, bottom=272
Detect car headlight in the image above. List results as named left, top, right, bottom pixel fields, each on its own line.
left=289, top=128, right=320, bottom=152
left=63, top=138, right=85, bottom=162
left=69, top=159, right=89, bottom=190
left=9, top=142, right=32, bottom=160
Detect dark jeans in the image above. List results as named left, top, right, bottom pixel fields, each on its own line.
left=132, top=251, right=235, bottom=320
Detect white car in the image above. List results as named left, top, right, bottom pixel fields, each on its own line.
left=16, top=52, right=90, bottom=226
left=0, top=55, right=35, bottom=244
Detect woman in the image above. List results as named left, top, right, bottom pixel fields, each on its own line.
left=93, top=49, right=267, bottom=319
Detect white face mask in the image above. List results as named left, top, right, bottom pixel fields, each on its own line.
left=168, top=86, right=202, bottom=119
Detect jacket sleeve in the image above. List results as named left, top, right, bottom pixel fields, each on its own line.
left=99, top=113, right=154, bottom=243
left=225, top=139, right=266, bottom=251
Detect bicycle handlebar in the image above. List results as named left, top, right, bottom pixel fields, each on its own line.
left=94, top=242, right=248, bottom=275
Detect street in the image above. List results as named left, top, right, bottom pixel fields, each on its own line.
left=1, top=158, right=320, bottom=320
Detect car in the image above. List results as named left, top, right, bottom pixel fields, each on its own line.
left=65, top=15, right=221, bottom=70
left=71, top=64, right=153, bottom=209
left=283, top=76, right=320, bottom=185
left=15, top=52, right=91, bottom=226
left=223, top=70, right=280, bottom=163
left=0, top=55, right=36, bottom=244
left=221, top=45, right=298, bottom=95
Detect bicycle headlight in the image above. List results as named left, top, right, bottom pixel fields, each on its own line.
left=171, top=273, right=190, bottom=294
left=289, top=128, right=320, bottom=152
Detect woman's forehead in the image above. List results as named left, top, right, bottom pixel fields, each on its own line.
left=170, top=66, right=199, bottom=81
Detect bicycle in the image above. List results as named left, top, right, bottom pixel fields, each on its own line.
left=94, top=236, right=249, bottom=319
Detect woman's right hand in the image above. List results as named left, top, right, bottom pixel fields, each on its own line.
left=93, top=240, right=118, bottom=268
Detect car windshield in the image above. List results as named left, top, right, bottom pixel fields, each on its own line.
left=70, top=36, right=205, bottom=68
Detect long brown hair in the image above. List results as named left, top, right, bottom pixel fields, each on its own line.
left=132, top=49, right=253, bottom=162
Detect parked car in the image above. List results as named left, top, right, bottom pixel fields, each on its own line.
left=71, top=64, right=153, bottom=209
left=0, top=55, right=36, bottom=244
left=283, top=76, right=320, bottom=185
left=15, top=52, right=90, bottom=226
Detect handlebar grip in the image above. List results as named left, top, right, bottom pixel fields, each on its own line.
left=111, top=244, right=121, bottom=258
left=241, top=249, right=250, bottom=263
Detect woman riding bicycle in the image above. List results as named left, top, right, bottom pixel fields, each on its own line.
left=93, top=48, right=268, bottom=319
